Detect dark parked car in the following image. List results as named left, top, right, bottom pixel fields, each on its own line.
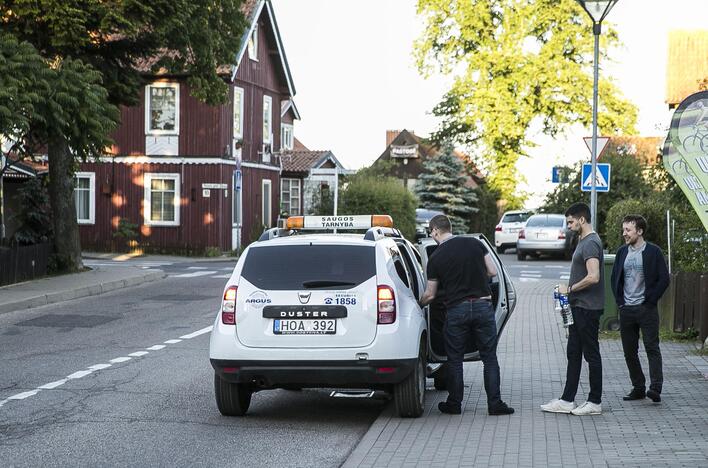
left=415, top=208, right=445, bottom=240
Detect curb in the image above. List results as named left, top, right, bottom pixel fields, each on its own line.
left=0, top=270, right=166, bottom=316
left=342, top=404, right=395, bottom=468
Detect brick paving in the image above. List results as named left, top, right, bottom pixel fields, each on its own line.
left=344, top=279, right=708, bottom=468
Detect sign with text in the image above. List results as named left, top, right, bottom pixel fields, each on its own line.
left=303, top=215, right=372, bottom=229
left=390, top=144, right=419, bottom=158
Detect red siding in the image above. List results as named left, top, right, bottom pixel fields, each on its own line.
left=79, top=161, right=234, bottom=252
left=111, top=103, right=145, bottom=156
left=240, top=166, right=280, bottom=244
left=180, top=83, right=231, bottom=156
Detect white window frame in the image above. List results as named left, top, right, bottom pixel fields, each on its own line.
left=144, top=173, right=180, bottom=226
left=233, top=86, right=244, bottom=141
left=74, top=172, right=95, bottom=225
left=262, top=179, right=272, bottom=228
left=145, top=82, right=180, bottom=135
left=247, top=24, right=259, bottom=61
left=263, top=95, right=272, bottom=144
left=281, top=123, right=294, bottom=150
left=280, top=178, right=301, bottom=216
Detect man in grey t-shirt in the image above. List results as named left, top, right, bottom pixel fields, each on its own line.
left=541, top=202, right=604, bottom=416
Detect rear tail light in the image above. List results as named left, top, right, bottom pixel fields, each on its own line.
left=518, top=229, right=525, bottom=239
left=558, top=230, right=566, bottom=239
left=221, top=286, right=237, bottom=324
left=377, top=285, right=396, bottom=324
left=495, top=225, right=503, bottom=232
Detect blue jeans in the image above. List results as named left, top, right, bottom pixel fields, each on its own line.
left=443, top=299, right=501, bottom=409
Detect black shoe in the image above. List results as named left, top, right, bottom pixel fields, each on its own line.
left=646, top=390, right=661, bottom=403
left=438, top=401, right=461, bottom=415
left=488, top=402, right=515, bottom=415
left=623, top=389, right=646, bottom=401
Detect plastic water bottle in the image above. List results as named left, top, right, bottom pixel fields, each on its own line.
left=559, top=293, right=574, bottom=327
left=553, top=286, right=561, bottom=312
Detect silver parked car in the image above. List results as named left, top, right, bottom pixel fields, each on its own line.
left=516, top=214, right=576, bottom=260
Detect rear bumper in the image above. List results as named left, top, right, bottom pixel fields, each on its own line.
left=517, top=239, right=566, bottom=251
left=494, top=232, right=520, bottom=246
left=210, top=358, right=417, bottom=389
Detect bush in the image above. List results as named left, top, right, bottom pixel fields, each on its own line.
left=604, top=194, right=670, bottom=253
left=340, top=174, right=417, bottom=240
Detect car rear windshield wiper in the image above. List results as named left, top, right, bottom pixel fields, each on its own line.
left=302, top=280, right=357, bottom=289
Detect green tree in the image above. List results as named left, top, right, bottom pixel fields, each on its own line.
left=414, top=0, right=637, bottom=208
left=1, top=1, right=248, bottom=271
left=541, top=151, right=651, bottom=242
left=340, top=173, right=417, bottom=241
left=416, top=144, right=479, bottom=233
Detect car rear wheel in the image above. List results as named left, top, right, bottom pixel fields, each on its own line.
left=517, top=250, right=526, bottom=261
left=214, top=373, right=252, bottom=416
left=496, top=246, right=505, bottom=254
left=394, top=343, right=426, bottom=418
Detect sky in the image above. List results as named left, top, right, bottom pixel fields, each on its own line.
left=271, top=0, right=708, bottom=208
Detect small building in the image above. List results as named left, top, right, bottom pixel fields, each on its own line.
left=1, top=157, right=49, bottom=242
left=373, top=129, right=484, bottom=193
left=280, top=139, right=350, bottom=216
left=77, top=0, right=299, bottom=252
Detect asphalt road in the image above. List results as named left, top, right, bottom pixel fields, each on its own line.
left=0, top=262, right=385, bottom=468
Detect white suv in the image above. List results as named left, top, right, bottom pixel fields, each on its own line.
left=209, top=215, right=516, bottom=418
left=494, top=210, right=532, bottom=253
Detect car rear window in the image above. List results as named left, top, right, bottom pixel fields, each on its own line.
left=502, top=212, right=531, bottom=223
left=526, top=215, right=564, bottom=227
left=241, top=244, right=376, bottom=290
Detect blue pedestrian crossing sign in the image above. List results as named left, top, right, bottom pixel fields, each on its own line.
left=581, top=163, right=611, bottom=192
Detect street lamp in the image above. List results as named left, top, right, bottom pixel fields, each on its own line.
left=576, top=0, right=618, bottom=229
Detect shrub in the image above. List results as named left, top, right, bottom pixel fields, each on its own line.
left=604, top=194, right=670, bottom=253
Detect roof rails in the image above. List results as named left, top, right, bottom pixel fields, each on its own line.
left=363, top=226, right=403, bottom=241
left=258, top=228, right=295, bottom=242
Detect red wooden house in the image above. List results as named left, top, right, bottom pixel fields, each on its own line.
left=78, top=0, right=297, bottom=252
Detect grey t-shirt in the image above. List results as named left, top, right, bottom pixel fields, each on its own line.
left=623, top=242, right=646, bottom=305
left=569, top=232, right=604, bottom=310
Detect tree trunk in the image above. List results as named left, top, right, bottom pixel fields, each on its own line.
left=48, top=137, right=83, bottom=272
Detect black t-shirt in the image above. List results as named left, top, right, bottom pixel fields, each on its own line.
left=426, top=236, right=491, bottom=308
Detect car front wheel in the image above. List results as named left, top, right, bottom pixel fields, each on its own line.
left=214, top=373, right=252, bottom=416
left=394, top=343, right=426, bottom=418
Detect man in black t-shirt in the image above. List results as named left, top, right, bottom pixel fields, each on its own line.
left=419, top=215, right=514, bottom=416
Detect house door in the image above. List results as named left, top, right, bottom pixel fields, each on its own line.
left=232, top=170, right=242, bottom=251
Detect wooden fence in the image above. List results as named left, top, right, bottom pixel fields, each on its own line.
left=0, top=242, right=52, bottom=286
left=672, top=272, right=708, bottom=341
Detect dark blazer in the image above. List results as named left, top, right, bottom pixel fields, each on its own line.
left=610, top=242, right=670, bottom=307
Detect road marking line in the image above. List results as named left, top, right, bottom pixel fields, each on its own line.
left=109, top=357, right=132, bottom=363
left=518, top=277, right=540, bottom=282
left=187, top=266, right=208, bottom=270
left=164, top=339, right=182, bottom=344
left=8, top=390, right=41, bottom=400
left=147, top=345, right=166, bottom=351
left=521, top=271, right=542, bottom=274
left=87, top=364, right=112, bottom=371
left=172, top=271, right=217, bottom=278
left=220, top=267, right=234, bottom=271
left=128, top=351, right=149, bottom=357
left=67, top=370, right=93, bottom=380
left=521, top=274, right=543, bottom=278
left=560, top=275, right=570, bottom=280
left=211, top=274, right=231, bottom=279
left=180, top=326, right=213, bottom=339
left=38, top=379, right=68, bottom=390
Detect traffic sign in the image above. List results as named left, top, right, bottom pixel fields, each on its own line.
left=581, top=163, right=611, bottom=192
left=552, top=167, right=560, bottom=183
left=583, top=136, right=610, bottom=159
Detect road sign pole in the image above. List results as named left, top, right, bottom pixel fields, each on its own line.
left=590, top=29, right=600, bottom=229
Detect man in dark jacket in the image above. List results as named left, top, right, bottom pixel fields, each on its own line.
left=610, top=215, right=670, bottom=403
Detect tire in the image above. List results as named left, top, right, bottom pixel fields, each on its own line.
left=214, top=373, right=252, bottom=416
left=517, top=250, right=525, bottom=261
left=394, top=344, right=426, bottom=418
left=563, top=249, right=572, bottom=261
left=496, top=245, right=505, bottom=254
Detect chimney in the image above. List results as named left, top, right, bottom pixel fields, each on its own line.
left=386, top=130, right=401, bottom=147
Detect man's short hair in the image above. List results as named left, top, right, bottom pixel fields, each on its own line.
left=565, top=202, right=591, bottom=223
left=622, top=214, right=647, bottom=235
left=429, top=214, right=452, bottom=233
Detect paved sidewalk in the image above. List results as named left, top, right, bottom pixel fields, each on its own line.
left=344, top=279, right=708, bottom=468
left=0, top=263, right=165, bottom=315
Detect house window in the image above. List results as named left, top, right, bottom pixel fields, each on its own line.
left=145, top=83, right=180, bottom=134
left=144, top=173, right=180, bottom=226
left=281, top=178, right=301, bottom=216
left=281, top=123, right=294, bottom=150
left=262, top=179, right=272, bottom=228
left=74, top=172, right=95, bottom=224
left=233, top=86, right=244, bottom=141
left=263, top=95, right=272, bottom=144
left=247, top=24, right=258, bottom=61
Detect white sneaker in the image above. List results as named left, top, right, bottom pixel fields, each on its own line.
left=570, top=401, right=602, bottom=415
left=540, top=399, right=576, bottom=413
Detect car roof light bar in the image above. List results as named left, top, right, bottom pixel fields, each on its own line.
left=286, top=215, right=393, bottom=231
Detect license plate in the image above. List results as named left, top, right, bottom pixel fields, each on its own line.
left=536, top=232, right=548, bottom=239
left=273, top=319, right=336, bottom=335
